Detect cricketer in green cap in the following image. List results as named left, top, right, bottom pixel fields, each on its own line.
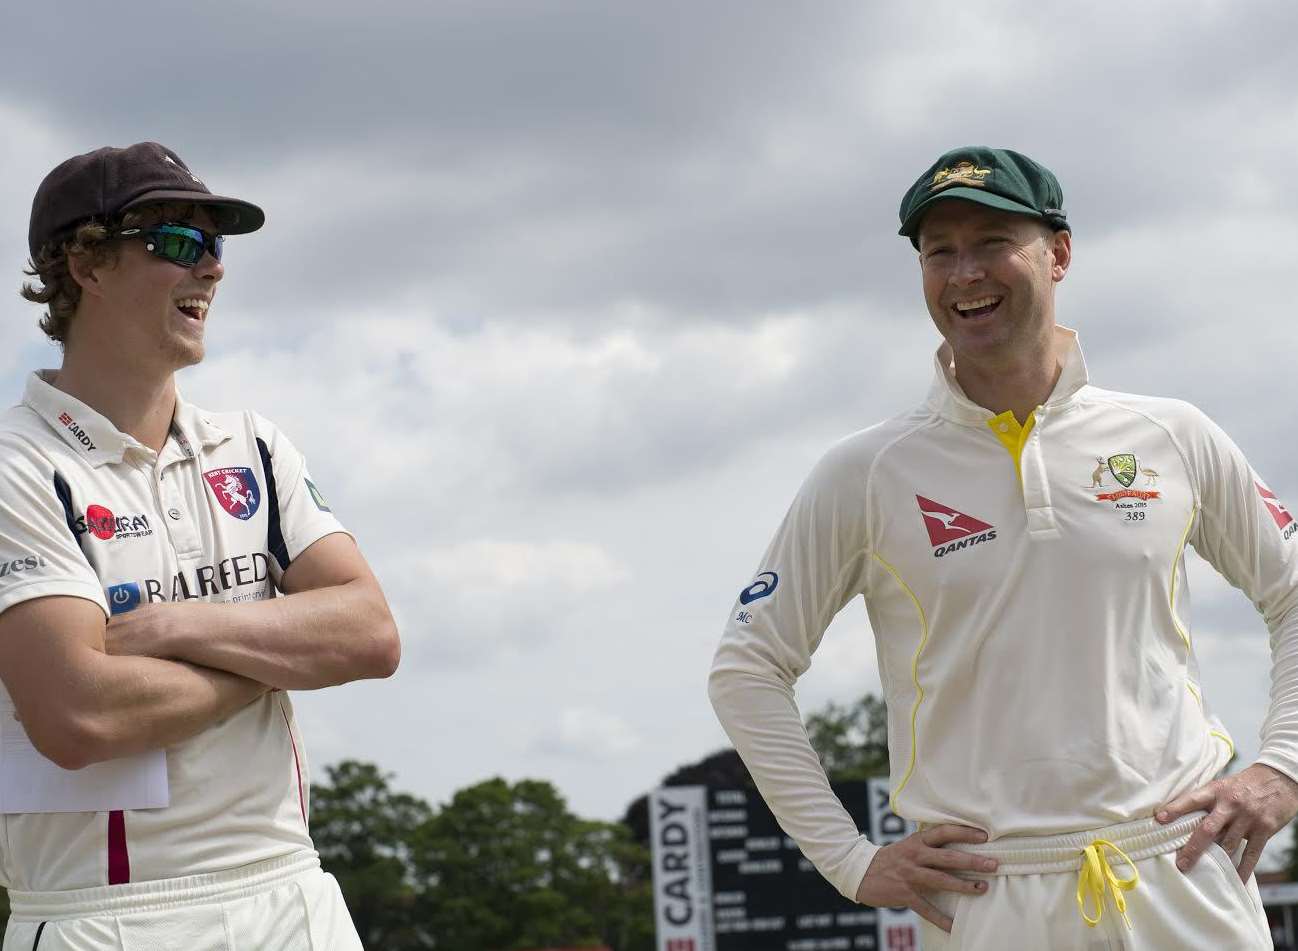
left=711, top=138, right=1295, bottom=949
left=897, top=146, right=1070, bottom=249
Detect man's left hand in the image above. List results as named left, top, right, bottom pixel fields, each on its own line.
left=105, top=603, right=188, bottom=659
left=1157, top=762, right=1298, bottom=880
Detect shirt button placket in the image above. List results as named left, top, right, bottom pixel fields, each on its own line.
left=1023, top=413, right=1060, bottom=538
left=159, top=464, right=202, bottom=558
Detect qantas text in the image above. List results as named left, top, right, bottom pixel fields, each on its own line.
left=933, top=529, right=997, bottom=558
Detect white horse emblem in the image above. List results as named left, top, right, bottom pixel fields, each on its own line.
left=205, top=469, right=259, bottom=519
left=218, top=474, right=254, bottom=515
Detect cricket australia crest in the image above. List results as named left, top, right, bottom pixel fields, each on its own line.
left=1084, top=452, right=1161, bottom=515
left=1107, top=453, right=1137, bottom=488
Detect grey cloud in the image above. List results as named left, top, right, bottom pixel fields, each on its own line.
left=11, top=2, right=1294, bottom=332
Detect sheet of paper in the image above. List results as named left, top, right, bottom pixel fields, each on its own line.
left=0, top=693, right=169, bottom=814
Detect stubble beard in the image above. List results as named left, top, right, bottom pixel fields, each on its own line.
left=157, top=329, right=205, bottom=372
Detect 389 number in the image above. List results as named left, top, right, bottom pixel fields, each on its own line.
left=1124, top=511, right=1146, bottom=521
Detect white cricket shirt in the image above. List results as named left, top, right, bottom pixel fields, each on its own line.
left=0, top=371, right=347, bottom=892
left=709, top=327, right=1298, bottom=901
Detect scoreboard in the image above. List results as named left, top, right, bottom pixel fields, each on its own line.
left=650, top=780, right=920, bottom=951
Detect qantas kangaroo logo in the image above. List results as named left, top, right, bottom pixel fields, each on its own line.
left=1258, top=482, right=1297, bottom=539
left=916, top=496, right=998, bottom=558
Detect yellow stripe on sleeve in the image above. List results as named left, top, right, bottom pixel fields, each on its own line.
left=870, top=552, right=930, bottom=815
left=1168, top=506, right=1199, bottom=651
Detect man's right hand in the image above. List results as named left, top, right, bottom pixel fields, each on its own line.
left=854, top=823, right=998, bottom=933
left=0, top=596, right=268, bottom=770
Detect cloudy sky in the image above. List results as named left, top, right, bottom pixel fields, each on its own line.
left=3, top=0, right=1297, bottom=864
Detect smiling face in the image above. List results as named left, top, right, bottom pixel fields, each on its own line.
left=71, top=206, right=225, bottom=373
left=916, top=199, right=1070, bottom=368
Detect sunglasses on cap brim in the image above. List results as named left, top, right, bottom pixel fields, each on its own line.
left=115, top=223, right=224, bottom=267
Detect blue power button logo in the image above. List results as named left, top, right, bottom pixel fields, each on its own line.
left=106, top=582, right=141, bottom=615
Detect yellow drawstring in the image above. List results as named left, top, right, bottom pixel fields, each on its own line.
left=1076, top=839, right=1140, bottom=929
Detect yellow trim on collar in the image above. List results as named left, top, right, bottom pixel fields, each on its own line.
left=986, top=410, right=1037, bottom=481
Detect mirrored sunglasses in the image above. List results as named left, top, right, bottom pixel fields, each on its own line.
left=116, top=223, right=224, bottom=267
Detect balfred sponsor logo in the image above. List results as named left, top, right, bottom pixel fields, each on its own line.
left=142, top=552, right=273, bottom=602
left=0, top=554, right=49, bottom=579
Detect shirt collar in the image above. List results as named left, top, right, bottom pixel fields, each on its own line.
left=170, top=394, right=230, bottom=458
left=24, top=371, right=131, bottom=465
left=924, top=325, right=1090, bottom=425
left=23, top=371, right=229, bottom=466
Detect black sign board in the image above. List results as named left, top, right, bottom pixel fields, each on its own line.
left=650, top=780, right=919, bottom=951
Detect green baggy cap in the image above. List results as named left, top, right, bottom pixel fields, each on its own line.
left=898, top=146, right=1070, bottom=248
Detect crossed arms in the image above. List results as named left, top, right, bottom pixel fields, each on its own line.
left=0, top=532, right=399, bottom=771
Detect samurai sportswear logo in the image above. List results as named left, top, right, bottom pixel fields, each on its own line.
left=735, top=572, right=778, bottom=623
left=204, top=467, right=261, bottom=520
left=75, top=505, right=153, bottom=541
left=1257, top=482, right=1298, bottom=540
left=916, top=496, right=997, bottom=558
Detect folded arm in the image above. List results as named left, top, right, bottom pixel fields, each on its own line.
left=0, top=595, right=268, bottom=770
left=105, top=533, right=400, bottom=690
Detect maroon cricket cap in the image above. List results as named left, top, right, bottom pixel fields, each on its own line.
left=28, top=142, right=265, bottom=258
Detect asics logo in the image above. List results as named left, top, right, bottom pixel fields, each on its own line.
left=739, top=571, right=779, bottom=605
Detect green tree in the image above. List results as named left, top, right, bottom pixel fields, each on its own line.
left=413, top=777, right=650, bottom=951
left=312, top=759, right=434, bottom=949
left=0, top=765, right=654, bottom=949
left=622, top=747, right=753, bottom=847
left=803, top=693, right=890, bottom=781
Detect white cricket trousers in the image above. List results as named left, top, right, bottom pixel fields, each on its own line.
left=920, top=813, right=1272, bottom=950
left=1, top=851, right=362, bottom=951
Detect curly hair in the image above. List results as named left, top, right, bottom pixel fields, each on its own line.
left=20, top=202, right=199, bottom=346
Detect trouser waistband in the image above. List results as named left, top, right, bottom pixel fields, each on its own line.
left=952, top=812, right=1205, bottom=876
left=7, top=850, right=321, bottom=921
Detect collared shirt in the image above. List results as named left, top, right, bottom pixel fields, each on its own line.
left=0, top=371, right=347, bottom=892
left=709, top=327, right=1298, bottom=901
